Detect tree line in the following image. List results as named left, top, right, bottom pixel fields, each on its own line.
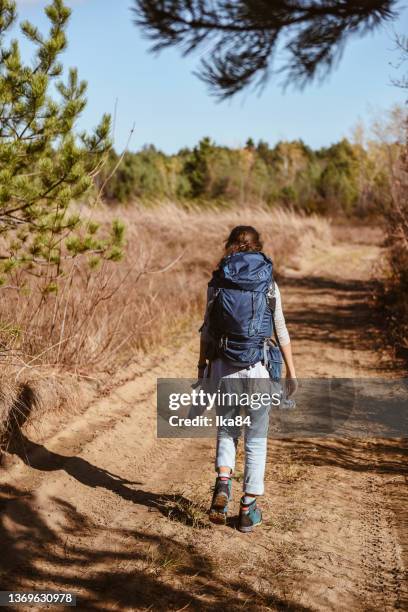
left=100, top=135, right=398, bottom=217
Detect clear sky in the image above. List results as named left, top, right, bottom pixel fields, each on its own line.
left=12, top=0, right=408, bottom=153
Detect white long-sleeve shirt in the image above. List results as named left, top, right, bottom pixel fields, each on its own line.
left=200, top=281, right=290, bottom=347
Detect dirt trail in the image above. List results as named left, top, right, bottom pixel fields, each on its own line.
left=1, top=235, right=407, bottom=611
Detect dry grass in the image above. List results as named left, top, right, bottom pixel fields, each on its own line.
left=263, top=505, right=307, bottom=533
left=265, top=462, right=309, bottom=484
left=0, top=202, right=331, bottom=442
left=1, top=203, right=331, bottom=374
left=161, top=489, right=211, bottom=529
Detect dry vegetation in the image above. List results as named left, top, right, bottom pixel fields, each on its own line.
left=0, top=203, right=331, bottom=441
left=377, top=108, right=408, bottom=355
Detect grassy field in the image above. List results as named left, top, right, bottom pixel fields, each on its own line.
left=0, top=203, right=331, bottom=439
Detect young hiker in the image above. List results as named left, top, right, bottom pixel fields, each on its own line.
left=198, top=225, right=296, bottom=532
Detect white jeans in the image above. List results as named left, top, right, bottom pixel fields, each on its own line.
left=209, top=358, right=270, bottom=495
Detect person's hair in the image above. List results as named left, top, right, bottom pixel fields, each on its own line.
left=224, top=225, right=263, bottom=256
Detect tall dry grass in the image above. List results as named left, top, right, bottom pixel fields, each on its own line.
left=0, top=204, right=331, bottom=437
left=1, top=204, right=331, bottom=372
left=375, top=107, right=408, bottom=355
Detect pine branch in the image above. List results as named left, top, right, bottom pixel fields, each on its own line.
left=133, top=0, right=398, bottom=97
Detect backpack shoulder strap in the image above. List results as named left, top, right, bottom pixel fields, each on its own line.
left=199, top=286, right=220, bottom=333
left=267, top=280, right=282, bottom=348
left=267, top=280, right=276, bottom=314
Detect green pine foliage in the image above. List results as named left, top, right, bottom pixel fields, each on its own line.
left=0, top=0, right=123, bottom=289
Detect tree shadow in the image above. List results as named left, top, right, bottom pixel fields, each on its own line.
left=9, top=433, right=143, bottom=491
left=0, top=388, right=310, bottom=608
left=280, top=275, right=384, bottom=353
left=0, top=484, right=312, bottom=611
left=279, top=437, right=408, bottom=475
left=2, top=384, right=212, bottom=529
left=9, top=433, right=208, bottom=520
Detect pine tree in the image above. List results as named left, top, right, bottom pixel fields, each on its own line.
left=0, top=0, right=124, bottom=290
left=133, top=0, right=397, bottom=98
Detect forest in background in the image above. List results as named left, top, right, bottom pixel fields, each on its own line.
left=99, top=126, right=402, bottom=218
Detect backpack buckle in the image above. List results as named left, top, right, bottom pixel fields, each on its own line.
left=263, top=339, right=269, bottom=368
left=219, top=335, right=228, bottom=350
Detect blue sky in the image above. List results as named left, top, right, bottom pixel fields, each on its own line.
left=12, top=0, right=408, bottom=153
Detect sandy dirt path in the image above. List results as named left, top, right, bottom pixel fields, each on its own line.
left=0, top=236, right=407, bottom=611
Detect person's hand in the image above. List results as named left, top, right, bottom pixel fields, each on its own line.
left=284, top=374, right=298, bottom=398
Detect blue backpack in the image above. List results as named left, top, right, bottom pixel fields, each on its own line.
left=207, top=251, right=281, bottom=370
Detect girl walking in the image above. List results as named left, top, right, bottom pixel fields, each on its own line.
left=198, top=226, right=296, bottom=532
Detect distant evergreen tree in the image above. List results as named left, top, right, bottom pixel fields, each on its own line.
left=182, top=137, right=215, bottom=198
left=317, top=139, right=360, bottom=213
left=0, top=0, right=123, bottom=289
